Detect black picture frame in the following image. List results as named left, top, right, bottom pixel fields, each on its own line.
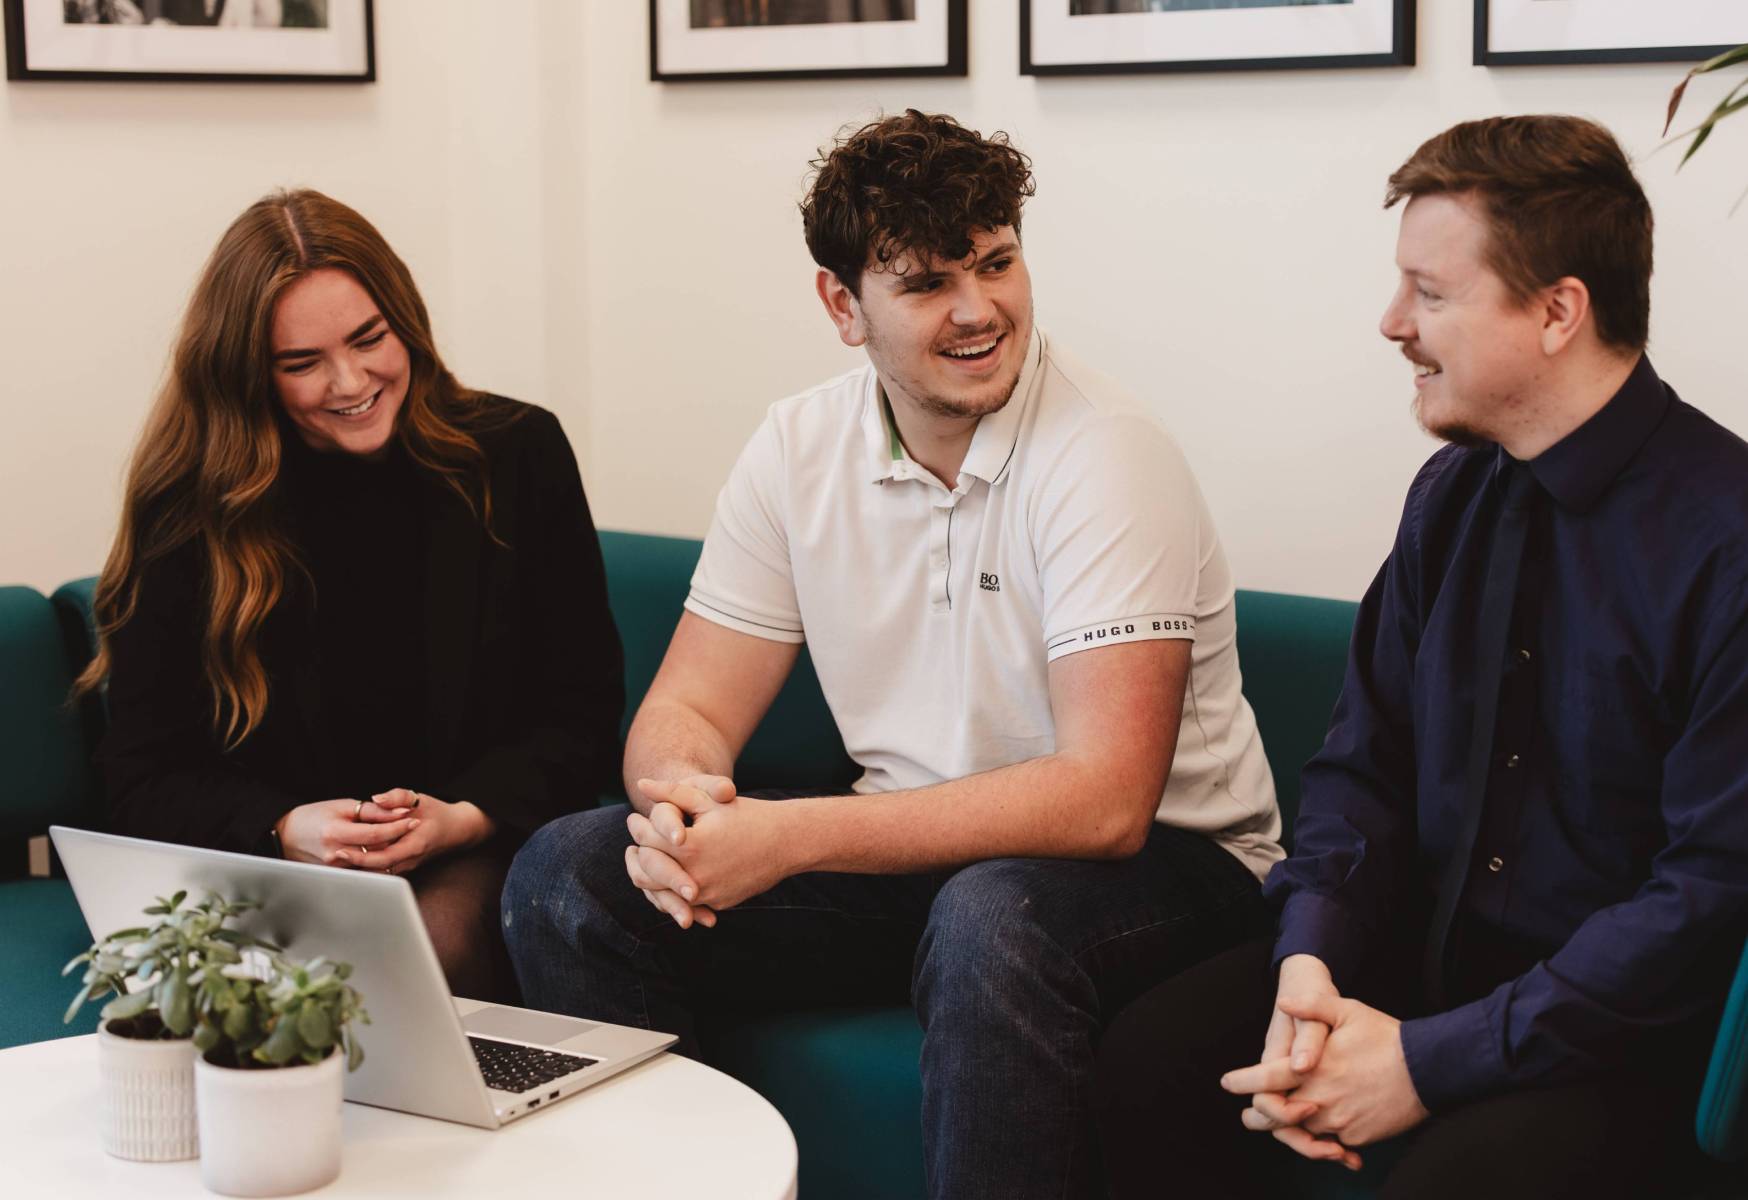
left=4, top=0, right=375, bottom=84
left=1020, top=0, right=1415, bottom=77
left=649, top=0, right=966, bottom=83
left=1474, top=0, right=1743, bottom=68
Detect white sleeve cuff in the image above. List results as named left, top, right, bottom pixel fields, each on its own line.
left=1044, top=613, right=1197, bottom=662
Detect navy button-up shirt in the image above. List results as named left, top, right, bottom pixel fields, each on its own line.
left=1266, top=356, right=1748, bottom=1111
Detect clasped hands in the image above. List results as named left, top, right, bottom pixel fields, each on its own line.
left=1219, top=954, right=1429, bottom=1171
left=275, top=787, right=492, bottom=875
left=623, top=775, right=794, bottom=930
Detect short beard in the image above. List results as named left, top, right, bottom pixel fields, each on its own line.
left=1413, top=398, right=1490, bottom=449
left=867, top=316, right=1033, bottom=422
left=913, top=370, right=1025, bottom=420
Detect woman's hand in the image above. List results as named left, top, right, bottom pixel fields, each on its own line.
left=335, top=788, right=496, bottom=876
left=274, top=797, right=420, bottom=867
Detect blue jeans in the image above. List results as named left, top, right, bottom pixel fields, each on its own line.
left=501, top=799, right=1270, bottom=1200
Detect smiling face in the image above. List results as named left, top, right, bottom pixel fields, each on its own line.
left=1379, top=192, right=1549, bottom=447
left=841, top=226, right=1035, bottom=423
left=269, top=267, right=410, bottom=457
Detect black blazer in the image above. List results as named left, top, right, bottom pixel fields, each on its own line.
left=100, top=401, right=624, bottom=854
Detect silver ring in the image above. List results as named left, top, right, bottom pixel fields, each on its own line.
left=410, top=792, right=422, bottom=809
left=354, top=799, right=365, bottom=821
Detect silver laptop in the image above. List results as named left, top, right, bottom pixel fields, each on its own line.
left=50, top=826, right=676, bottom=1129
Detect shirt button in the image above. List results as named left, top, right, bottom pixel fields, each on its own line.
left=1517, top=648, right=1532, bottom=663
left=1505, top=753, right=1521, bottom=769
left=1487, top=856, right=1504, bottom=873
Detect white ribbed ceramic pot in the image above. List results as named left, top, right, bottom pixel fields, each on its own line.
left=195, top=1049, right=343, bottom=1197
left=97, top=1021, right=199, bottom=1161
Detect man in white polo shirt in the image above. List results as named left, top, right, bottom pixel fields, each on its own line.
left=502, top=109, right=1281, bottom=1200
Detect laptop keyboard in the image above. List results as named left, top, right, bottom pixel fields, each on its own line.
left=468, top=1036, right=599, bottom=1094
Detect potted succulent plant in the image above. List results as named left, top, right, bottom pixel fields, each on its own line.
left=191, top=950, right=369, bottom=1198
left=63, top=889, right=268, bottom=1162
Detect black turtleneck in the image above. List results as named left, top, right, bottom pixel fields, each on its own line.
left=281, top=436, right=429, bottom=801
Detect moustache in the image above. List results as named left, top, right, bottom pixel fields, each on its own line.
left=1400, top=345, right=1440, bottom=371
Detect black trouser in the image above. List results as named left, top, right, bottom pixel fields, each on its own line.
left=409, top=843, right=520, bottom=1005
left=1094, top=938, right=1724, bottom=1200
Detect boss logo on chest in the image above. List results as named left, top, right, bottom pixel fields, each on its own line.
left=979, top=572, right=1001, bottom=593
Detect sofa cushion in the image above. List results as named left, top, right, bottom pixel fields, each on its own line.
left=706, top=1007, right=926, bottom=1199
left=0, top=878, right=99, bottom=1048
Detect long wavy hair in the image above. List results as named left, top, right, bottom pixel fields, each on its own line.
left=78, top=189, right=513, bottom=750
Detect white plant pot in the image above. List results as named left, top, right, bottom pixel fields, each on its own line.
left=195, top=1050, right=344, bottom=1197
left=97, top=1020, right=199, bottom=1161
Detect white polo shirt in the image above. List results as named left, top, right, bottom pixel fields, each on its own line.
left=686, top=329, right=1282, bottom=879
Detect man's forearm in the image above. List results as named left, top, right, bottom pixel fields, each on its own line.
left=622, top=696, right=737, bottom=815
left=780, top=749, right=1163, bottom=875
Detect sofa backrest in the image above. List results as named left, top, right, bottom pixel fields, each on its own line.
left=50, top=577, right=106, bottom=753
left=599, top=532, right=859, bottom=796
left=53, top=539, right=1360, bottom=836
left=0, top=586, right=97, bottom=853
left=599, top=532, right=1358, bottom=832
left=1230, top=590, right=1357, bottom=847
left=51, top=577, right=100, bottom=664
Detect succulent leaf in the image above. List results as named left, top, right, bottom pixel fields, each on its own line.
left=101, top=988, right=155, bottom=1021
left=298, top=1003, right=334, bottom=1049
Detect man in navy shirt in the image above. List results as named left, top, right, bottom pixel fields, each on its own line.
left=1096, top=115, right=1748, bottom=1198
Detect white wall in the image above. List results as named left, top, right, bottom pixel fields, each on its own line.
left=5, top=0, right=1747, bottom=602
left=0, top=2, right=580, bottom=592
left=575, top=0, right=1748, bottom=600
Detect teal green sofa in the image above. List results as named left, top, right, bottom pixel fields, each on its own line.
left=0, top=585, right=103, bottom=1048
left=7, top=531, right=1743, bottom=1197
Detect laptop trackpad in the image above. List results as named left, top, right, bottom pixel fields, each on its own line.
left=462, top=1005, right=601, bottom=1046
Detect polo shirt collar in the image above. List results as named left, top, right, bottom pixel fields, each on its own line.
left=863, top=371, right=902, bottom=482
left=1523, top=354, right=1668, bottom=514
left=861, top=326, right=1046, bottom=485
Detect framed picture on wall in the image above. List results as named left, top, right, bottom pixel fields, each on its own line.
left=1020, top=0, right=1414, bottom=77
left=1476, top=0, right=1748, bottom=67
left=4, top=0, right=374, bottom=83
left=650, top=0, right=966, bottom=82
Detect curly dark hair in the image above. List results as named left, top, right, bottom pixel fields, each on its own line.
left=801, top=109, right=1035, bottom=296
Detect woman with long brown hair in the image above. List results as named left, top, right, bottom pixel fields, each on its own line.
left=84, top=189, right=623, bottom=999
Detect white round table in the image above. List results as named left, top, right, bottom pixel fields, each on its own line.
left=0, top=1035, right=797, bottom=1199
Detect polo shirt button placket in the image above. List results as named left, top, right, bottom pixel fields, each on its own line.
left=928, top=500, right=954, bottom=611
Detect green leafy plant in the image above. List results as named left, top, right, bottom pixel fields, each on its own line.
left=193, top=953, right=370, bottom=1072
left=1665, top=42, right=1748, bottom=196
left=63, top=890, right=271, bottom=1040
